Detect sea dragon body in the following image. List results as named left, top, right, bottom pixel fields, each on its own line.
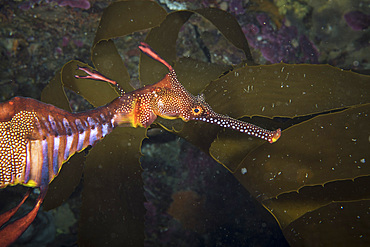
left=0, top=43, right=280, bottom=246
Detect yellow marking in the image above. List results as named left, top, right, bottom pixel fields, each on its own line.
left=22, top=179, right=38, bottom=188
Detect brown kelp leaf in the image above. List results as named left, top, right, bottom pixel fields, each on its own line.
left=41, top=69, right=71, bottom=111
left=283, top=198, right=370, bottom=246
left=233, top=104, right=370, bottom=234
left=92, top=40, right=132, bottom=92
left=207, top=64, right=370, bottom=171
left=140, top=11, right=193, bottom=84
left=41, top=71, right=85, bottom=210
left=174, top=57, right=232, bottom=95
left=140, top=8, right=251, bottom=83
left=203, top=64, right=370, bottom=119
left=262, top=176, right=370, bottom=230
left=210, top=129, right=266, bottom=172
left=61, top=60, right=119, bottom=107
left=177, top=121, right=221, bottom=153
left=93, top=0, right=166, bottom=47
left=153, top=118, right=220, bottom=154
left=167, top=190, right=208, bottom=232
left=194, top=8, right=254, bottom=64
left=234, top=104, right=370, bottom=199
left=78, top=127, right=146, bottom=246
left=42, top=152, right=85, bottom=210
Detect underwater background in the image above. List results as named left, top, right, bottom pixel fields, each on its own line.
left=0, top=0, right=369, bottom=246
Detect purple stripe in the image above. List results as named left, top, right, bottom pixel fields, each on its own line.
left=41, top=139, right=49, bottom=186
left=53, top=136, right=60, bottom=175
left=77, top=131, right=86, bottom=151
left=64, top=135, right=74, bottom=160
left=49, top=115, right=57, bottom=132
left=24, top=142, right=31, bottom=184
left=89, top=127, right=98, bottom=145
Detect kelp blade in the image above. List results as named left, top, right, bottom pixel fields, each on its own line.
left=78, top=127, right=146, bottom=246
left=283, top=199, right=370, bottom=246
left=93, top=0, right=167, bottom=47
left=92, top=39, right=133, bottom=92
left=194, top=8, right=254, bottom=65
left=61, top=60, right=119, bottom=107
left=42, top=152, right=85, bottom=210
left=140, top=8, right=251, bottom=83
left=233, top=104, right=370, bottom=244
left=207, top=64, right=370, bottom=172
left=204, top=64, right=370, bottom=119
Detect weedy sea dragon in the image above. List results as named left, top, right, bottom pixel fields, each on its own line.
left=0, top=43, right=281, bottom=246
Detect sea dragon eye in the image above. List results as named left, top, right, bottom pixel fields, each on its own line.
left=192, top=106, right=202, bottom=115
